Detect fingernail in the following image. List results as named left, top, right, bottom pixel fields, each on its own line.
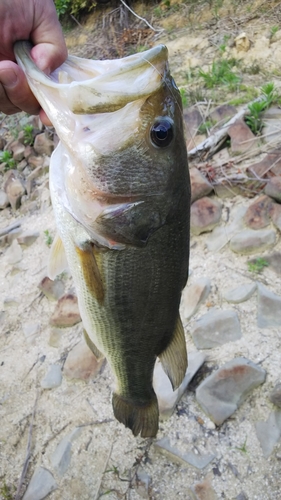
left=0, top=68, right=18, bottom=87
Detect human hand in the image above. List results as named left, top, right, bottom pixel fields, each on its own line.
left=0, top=0, right=67, bottom=125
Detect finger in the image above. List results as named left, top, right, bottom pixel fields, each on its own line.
left=0, top=61, right=41, bottom=115
left=39, top=109, right=53, bottom=127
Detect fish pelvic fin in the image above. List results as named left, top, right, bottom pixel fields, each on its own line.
left=75, top=243, right=104, bottom=305
left=83, top=329, right=104, bottom=360
left=159, top=314, right=187, bottom=391
left=112, top=393, right=159, bottom=438
left=48, top=234, right=68, bottom=280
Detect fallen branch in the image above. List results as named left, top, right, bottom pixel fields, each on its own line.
left=119, top=0, right=164, bottom=32
left=187, top=97, right=263, bottom=158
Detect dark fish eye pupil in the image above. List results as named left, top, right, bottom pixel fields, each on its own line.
left=150, top=119, right=173, bottom=147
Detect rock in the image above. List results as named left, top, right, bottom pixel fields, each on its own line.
left=196, top=357, right=266, bottom=425
left=11, top=141, right=25, bottom=161
left=33, top=132, right=54, bottom=156
left=48, top=328, right=64, bottom=347
left=28, top=155, right=44, bottom=169
left=269, top=202, right=281, bottom=231
left=38, top=276, right=65, bottom=301
left=270, top=383, right=281, bottom=407
left=182, top=277, right=211, bottom=319
left=183, top=108, right=203, bottom=150
left=135, top=469, right=152, bottom=499
left=191, top=197, right=222, bottom=235
left=22, top=467, right=57, bottom=500
left=206, top=206, right=247, bottom=252
left=266, top=252, right=281, bottom=275
left=208, top=104, right=237, bottom=126
left=0, top=190, right=9, bottom=209
left=257, top=283, right=281, bottom=328
left=265, top=176, right=281, bottom=202
left=153, top=351, right=205, bottom=418
left=223, top=282, right=257, bottom=303
left=235, top=493, right=248, bottom=500
left=24, top=145, right=35, bottom=160
left=41, top=364, right=62, bottom=389
left=234, top=32, right=251, bottom=51
left=17, top=159, right=28, bottom=171
left=190, top=167, right=213, bottom=203
left=40, top=187, right=51, bottom=212
left=4, top=170, right=26, bottom=210
left=4, top=297, right=20, bottom=308
left=243, top=195, right=273, bottom=229
left=191, top=309, right=241, bottom=349
left=229, top=228, right=277, bottom=254
left=64, top=339, right=105, bottom=381
left=50, top=294, right=81, bottom=327
left=22, top=322, right=40, bottom=343
left=51, top=427, right=82, bottom=476
left=247, top=148, right=281, bottom=178
left=6, top=239, right=22, bottom=264
left=17, top=231, right=39, bottom=247
left=228, top=119, right=256, bottom=154
left=255, top=411, right=281, bottom=458
left=192, top=474, right=218, bottom=500
left=26, top=165, right=46, bottom=195
left=0, top=227, right=22, bottom=247
left=154, top=437, right=215, bottom=469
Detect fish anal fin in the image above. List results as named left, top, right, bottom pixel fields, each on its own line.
left=159, top=315, right=187, bottom=391
left=48, top=234, right=68, bottom=280
left=112, top=392, right=159, bottom=438
left=83, top=329, right=104, bottom=360
left=75, top=243, right=104, bottom=304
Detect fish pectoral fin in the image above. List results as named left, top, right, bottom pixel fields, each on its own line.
left=83, top=329, right=104, bottom=360
left=95, top=201, right=165, bottom=247
left=112, top=392, right=159, bottom=438
left=75, top=243, right=104, bottom=304
left=159, top=315, right=187, bottom=391
left=48, top=234, right=68, bottom=280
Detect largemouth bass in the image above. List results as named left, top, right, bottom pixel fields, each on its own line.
left=15, top=41, right=190, bottom=438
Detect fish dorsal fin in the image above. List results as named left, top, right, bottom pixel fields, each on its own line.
left=48, top=234, right=68, bottom=280
left=159, top=315, right=187, bottom=391
left=83, top=329, right=104, bottom=360
left=75, top=243, right=104, bottom=304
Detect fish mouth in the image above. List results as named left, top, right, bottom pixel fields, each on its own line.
left=14, top=41, right=168, bottom=115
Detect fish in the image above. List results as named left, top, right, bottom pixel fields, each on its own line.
left=15, top=41, right=190, bottom=438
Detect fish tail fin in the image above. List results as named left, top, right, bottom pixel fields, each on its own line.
left=112, top=392, right=159, bottom=438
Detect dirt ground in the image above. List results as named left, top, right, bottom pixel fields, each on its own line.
left=1, top=1, right=281, bottom=499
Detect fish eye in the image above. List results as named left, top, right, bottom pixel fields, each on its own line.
left=150, top=118, right=173, bottom=148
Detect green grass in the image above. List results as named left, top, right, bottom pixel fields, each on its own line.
left=22, top=124, right=34, bottom=146
left=247, top=257, right=269, bottom=274
left=198, top=58, right=241, bottom=89
left=44, top=230, right=53, bottom=247
left=0, top=150, right=16, bottom=171
left=245, top=82, right=280, bottom=134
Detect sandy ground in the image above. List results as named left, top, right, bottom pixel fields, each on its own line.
left=1, top=1, right=281, bottom=499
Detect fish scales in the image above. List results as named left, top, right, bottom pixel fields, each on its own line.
left=15, top=41, right=190, bottom=437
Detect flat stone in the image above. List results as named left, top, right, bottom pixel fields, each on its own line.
left=4, top=170, right=25, bottom=210
left=183, top=108, right=203, bottom=150
left=17, top=231, right=39, bottom=246
left=50, top=294, right=81, bottom=327
left=41, top=364, right=62, bottom=389
left=64, top=339, right=105, bottom=381
left=22, top=467, right=57, bottom=500
left=28, top=155, right=44, bottom=169
left=228, top=118, right=256, bottom=154
left=269, top=202, right=281, bottom=231
left=153, top=351, right=205, bottom=418
left=135, top=468, right=152, bottom=498
left=265, top=252, right=281, bottom=275
left=223, top=282, right=257, bottom=303
left=270, top=383, right=281, bottom=407
left=255, top=411, right=281, bottom=458
left=51, top=427, right=82, bottom=476
left=11, top=141, right=25, bottom=161
left=265, top=176, right=281, bottom=202
left=154, top=437, right=215, bottom=469
left=39, top=276, right=65, bottom=301
left=33, top=132, right=54, bottom=156
left=0, top=227, right=22, bottom=247
left=229, top=228, right=277, bottom=254
left=257, top=283, right=281, bottom=328
left=0, top=190, right=9, bottom=209
left=191, top=197, right=222, bottom=235
left=190, top=167, right=213, bottom=203
left=48, top=328, right=64, bottom=347
left=247, top=148, right=281, bottom=178
left=206, top=206, right=247, bottom=252
left=182, top=277, right=211, bottom=319
left=22, top=322, right=40, bottom=343
left=208, top=104, right=237, bottom=127
left=6, top=239, right=22, bottom=264
left=191, top=309, right=241, bottom=349
left=243, top=195, right=273, bottom=229
left=196, top=357, right=266, bottom=425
